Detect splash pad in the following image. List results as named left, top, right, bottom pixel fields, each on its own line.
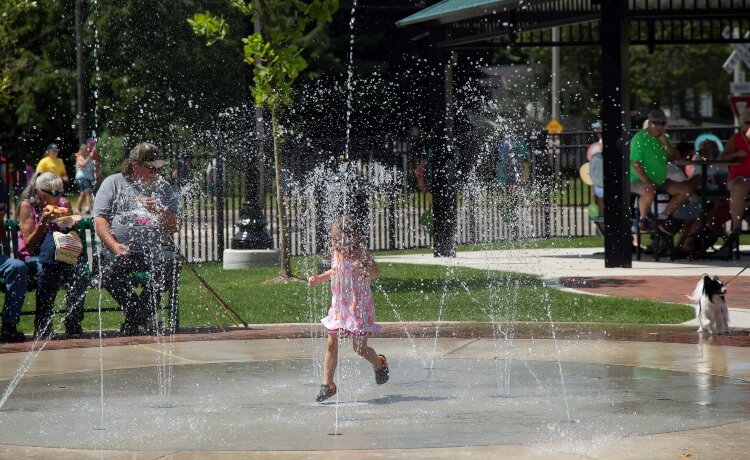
left=1, top=329, right=749, bottom=458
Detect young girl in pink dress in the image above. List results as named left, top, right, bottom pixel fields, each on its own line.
left=308, top=214, right=389, bottom=402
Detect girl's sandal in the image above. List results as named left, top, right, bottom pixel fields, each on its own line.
left=316, top=383, right=337, bottom=402
left=375, top=354, right=389, bottom=384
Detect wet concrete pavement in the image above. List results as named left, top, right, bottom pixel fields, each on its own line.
left=1, top=336, right=750, bottom=459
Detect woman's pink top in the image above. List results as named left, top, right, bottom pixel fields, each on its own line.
left=728, top=131, right=750, bottom=181
left=17, top=197, right=69, bottom=261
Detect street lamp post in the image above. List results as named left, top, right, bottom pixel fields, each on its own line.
left=230, top=135, right=273, bottom=249
left=75, top=0, right=85, bottom=146
left=231, top=17, right=273, bottom=250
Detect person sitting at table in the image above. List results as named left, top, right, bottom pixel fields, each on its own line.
left=647, top=159, right=700, bottom=256
left=0, top=175, right=28, bottom=343
left=630, top=109, right=695, bottom=235
left=679, top=138, right=730, bottom=256
left=715, top=109, right=750, bottom=258
left=686, top=133, right=726, bottom=180
left=587, top=121, right=604, bottom=215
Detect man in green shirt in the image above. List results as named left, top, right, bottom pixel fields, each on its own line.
left=630, top=109, right=694, bottom=234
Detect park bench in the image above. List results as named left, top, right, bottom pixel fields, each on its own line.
left=1, top=217, right=180, bottom=331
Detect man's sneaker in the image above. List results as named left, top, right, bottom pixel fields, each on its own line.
left=638, top=218, right=655, bottom=233
left=316, top=383, right=337, bottom=402
left=657, top=218, right=676, bottom=236
left=375, top=354, right=389, bottom=384
left=65, top=324, right=84, bottom=339
left=715, top=232, right=738, bottom=260
left=0, top=323, right=25, bottom=343
left=32, top=326, right=53, bottom=341
left=142, top=318, right=162, bottom=336
left=119, top=321, right=139, bottom=337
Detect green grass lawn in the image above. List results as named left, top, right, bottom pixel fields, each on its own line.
left=15, top=260, right=692, bottom=334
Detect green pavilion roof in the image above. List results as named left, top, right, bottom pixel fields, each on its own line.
left=396, top=0, right=517, bottom=28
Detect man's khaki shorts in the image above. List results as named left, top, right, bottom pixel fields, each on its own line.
left=631, top=179, right=676, bottom=194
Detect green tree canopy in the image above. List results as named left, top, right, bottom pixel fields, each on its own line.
left=0, top=0, right=38, bottom=105
left=1, top=0, right=249, bottom=159
left=190, top=0, right=339, bottom=278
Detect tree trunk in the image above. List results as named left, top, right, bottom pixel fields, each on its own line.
left=272, top=106, right=292, bottom=278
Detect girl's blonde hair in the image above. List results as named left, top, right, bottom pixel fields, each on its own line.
left=330, top=214, right=365, bottom=253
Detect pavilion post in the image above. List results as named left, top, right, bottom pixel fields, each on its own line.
left=432, top=50, right=458, bottom=257
left=600, top=0, right=632, bottom=268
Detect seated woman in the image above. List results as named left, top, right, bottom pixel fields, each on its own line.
left=716, top=109, right=750, bottom=258
left=17, top=172, right=89, bottom=339
left=647, top=159, right=701, bottom=256
left=680, top=138, right=730, bottom=255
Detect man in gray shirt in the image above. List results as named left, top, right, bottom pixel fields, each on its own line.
left=93, top=143, right=180, bottom=335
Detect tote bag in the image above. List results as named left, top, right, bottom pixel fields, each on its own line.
left=38, top=231, right=83, bottom=265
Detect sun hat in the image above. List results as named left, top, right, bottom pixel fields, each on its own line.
left=579, top=162, right=593, bottom=186
left=693, top=133, right=723, bottom=154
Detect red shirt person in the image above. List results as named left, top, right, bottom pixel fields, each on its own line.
left=716, top=108, right=750, bottom=254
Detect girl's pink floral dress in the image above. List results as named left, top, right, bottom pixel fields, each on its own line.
left=321, top=251, right=381, bottom=335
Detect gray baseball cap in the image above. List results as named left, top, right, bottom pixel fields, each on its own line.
left=647, top=109, right=667, bottom=122
left=128, top=142, right=167, bottom=168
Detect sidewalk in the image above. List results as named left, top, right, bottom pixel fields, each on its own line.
left=377, top=246, right=750, bottom=329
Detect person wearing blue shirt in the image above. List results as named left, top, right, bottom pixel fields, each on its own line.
left=0, top=176, right=28, bottom=342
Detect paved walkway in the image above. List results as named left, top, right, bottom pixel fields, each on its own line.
left=1, top=334, right=750, bottom=458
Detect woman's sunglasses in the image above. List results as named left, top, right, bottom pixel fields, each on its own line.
left=40, top=189, right=62, bottom=197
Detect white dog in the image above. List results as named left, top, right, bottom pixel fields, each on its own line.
left=688, top=274, right=730, bottom=335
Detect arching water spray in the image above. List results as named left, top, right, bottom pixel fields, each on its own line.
left=544, top=290, right=571, bottom=422
left=373, top=283, right=429, bottom=369
left=90, top=0, right=101, bottom=137
left=95, top=245, right=107, bottom=430
left=428, top=264, right=453, bottom=370
left=0, top=308, right=79, bottom=409
left=343, top=0, right=358, bottom=160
